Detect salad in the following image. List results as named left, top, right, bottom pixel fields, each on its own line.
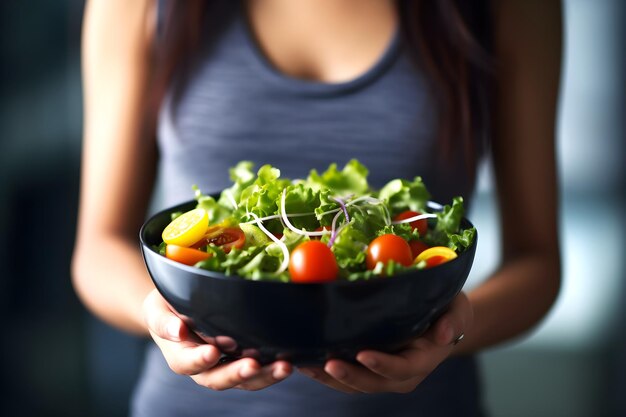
left=156, top=160, right=476, bottom=283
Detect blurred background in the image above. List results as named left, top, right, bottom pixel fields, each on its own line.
left=0, top=1, right=623, bottom=416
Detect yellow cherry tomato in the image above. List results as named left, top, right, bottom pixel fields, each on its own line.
left=414, top=246, right=458, bottom=268
left=162, top=208, right=209, bottom=247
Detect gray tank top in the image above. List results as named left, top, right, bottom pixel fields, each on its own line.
left=133, top=2, right=483, bottom=416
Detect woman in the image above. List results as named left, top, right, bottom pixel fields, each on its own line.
left=73, top=0, right=562, bottom=415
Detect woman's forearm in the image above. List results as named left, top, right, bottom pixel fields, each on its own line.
left=72, top=234, right=154, bottom=335
left=73, top=0, right=159, bottom=336
left=457, top=252, right=561, bottom=354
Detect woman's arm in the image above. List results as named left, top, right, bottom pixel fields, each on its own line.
left=460, top=0, right=562, bottom=352
left=72, top=0, right=293, bottom=388
left=72, top=0, right=158, bottom=334
left=301, top=0, right=563, bottom=392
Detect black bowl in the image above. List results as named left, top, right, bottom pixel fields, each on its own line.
left=140, top=199, right=477, bottom=365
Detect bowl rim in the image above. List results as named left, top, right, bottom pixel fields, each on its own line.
left=140, top=199, right=477, bottom=287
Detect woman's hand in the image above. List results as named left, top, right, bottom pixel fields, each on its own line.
left=142, top=289, right=293, bottom=391
left=298, top=292, right=473, bottom=394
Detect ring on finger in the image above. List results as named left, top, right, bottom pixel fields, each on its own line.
left=452, top=333, right=465, bottom=346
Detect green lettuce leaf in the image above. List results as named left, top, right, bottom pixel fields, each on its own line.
left=349, top=203, right=389, bottom=242
left=194, top=191, right=233, bottom=224
left=330, top=223, right=368, bottom=271
left=435, top=196, right=465, bottom=234
left=314, top=189, right=341, bottom=227
left=217, top=161, right=257, bottom=208
left=447, top=227, right=476, bottom=251
left=239, top=223, right=271, bottom=248
left=278, top=184, right=322, bottom=230
left=236, top=165, right=291, bottom=232
left=378, top=177, right=430, bottom=216
left=266, top=230, right=309, bottom=258
left=377, top=223, right=421, bottom=241
left=306, top=159, right=370, bottom=195
left=426, top=197, right=469, bottom=247
left=346, top=260, right=414, bottom=281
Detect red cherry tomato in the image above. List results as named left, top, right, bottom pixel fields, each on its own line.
left=191, top=226, right=246, bottom=253
left=166, top=244, right=211, bottom=266
left=408, top=240, right=430, bottom=259
left=289, top=240, right=338, bottom=283
left=393, top=210, right=428, bottom=237
left=366, top=234, right=413, bottom=270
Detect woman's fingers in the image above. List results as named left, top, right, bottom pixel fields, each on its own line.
left=235, top=361, right=293, bottom=391
left=353, top=292, right=473, bottom=382
left=155, top=338, right=222, bottom=375
left=428, top=292, right=473, bottom=347
left=143, top=289, right=221, bottom=374
left=191, top=358, right=263, bottom=391
left=354, top=339, right=446, bottom=382
left=307, top=293, right=475, bottom=393
left=327, top=359, right=422, bottom=394
left=298, top=367, right=360, bottom=394
left=300, top=338, right=451, bottom=393
left=143, top=289, right=294, bottom=390
left=303, top=360, right=420, bottom=394
left=143, top=289, right=183, bottom=341
left=143, top=289, right=204, bottom=344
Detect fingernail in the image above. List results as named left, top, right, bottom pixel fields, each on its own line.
left=328, top=366, right=347, bottom=379
left=239, top=364, right=258, bottom=379
left=167, top=319, right=180, bottom=340
left=216, top=337, right=237, bottom=351
left=361, top=356, right=378, bottom=368
left=202, top=346, right=215, bottom=363
left=272, top=365, right=288, bottom=380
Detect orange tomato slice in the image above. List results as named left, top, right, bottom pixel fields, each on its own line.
left=414, top=246, right=457, bottom=268
left=166, top=244, right=211, bottom=266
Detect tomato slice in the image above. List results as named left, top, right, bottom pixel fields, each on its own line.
left=393, top=210, right=428, bottom=237
left=166, top=244, right=211, bottom=266
left=192, top=226, right=246, bottom=253
left=366, top=234, right=413, bottom=269
left=162, top=208, right=208, bottom=247
left=414, top=246, right=458, bottom=268
left=425, top=255, right=447, bottom=268
left=289, top=240, right=338, bottom=283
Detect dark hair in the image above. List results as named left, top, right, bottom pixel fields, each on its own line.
left=152, top=0, right=493, bottom=178
left=399, top=0, right=493, bottom=176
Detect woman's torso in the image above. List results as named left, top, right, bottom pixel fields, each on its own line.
left=134, top=1, right=483, bottom=416
left=155, top=1, right=476, bottom=209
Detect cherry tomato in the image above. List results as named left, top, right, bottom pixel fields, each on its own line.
left=289, top=240, right=338, bottom=283
left=166, top=244, right=211, bottom=266
left=393, top=210, right=428, bottom=237
left=191, top=226, right=246, bottom=253
left=366, top=234, right=413, bottom=269
left=408, top=240, right=430, bottom=258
